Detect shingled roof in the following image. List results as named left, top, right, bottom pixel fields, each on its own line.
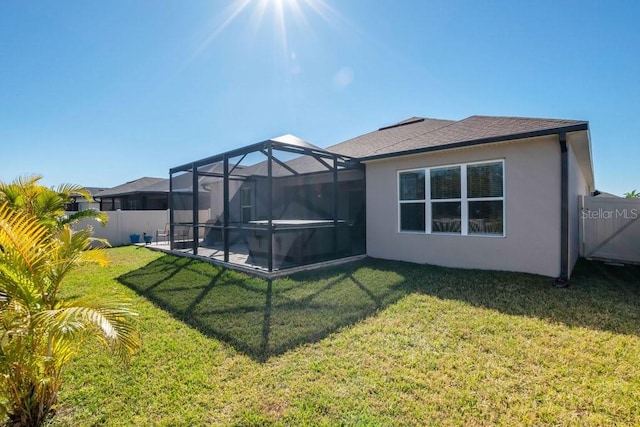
left=327, top=115, right=588, bottom=161
left=94, top=177, right=167, bottom=198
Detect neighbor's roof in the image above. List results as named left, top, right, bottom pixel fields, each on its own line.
left=593, top=190, right=620, bottom=198
left=327, top=115, right=589, bottom=160
left=94, top=177, right=167, bottom=197
left=83, top=186, right=107, bottom=196
left=70, top=186, right=107, bottom=199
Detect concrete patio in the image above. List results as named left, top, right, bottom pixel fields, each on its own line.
left=138, top=240, right=366, bottom=279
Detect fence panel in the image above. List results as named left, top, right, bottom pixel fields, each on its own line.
left=71, top=209, right=170, bottom=246
left=580, top=196, right=640, bottom=263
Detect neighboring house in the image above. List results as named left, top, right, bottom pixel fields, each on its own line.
left=592, top=190, right=619, bottom=198
left=94, top=176, right=213, bottom=211
left=74, top=178, right=176, bottom=247
left=66, top=186, right=106, bottom=211
left=94, top=177, right=169, bottom=210
left=171, top=115, right=593, bottom=282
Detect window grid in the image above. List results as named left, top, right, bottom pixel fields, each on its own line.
left=397, top=169, right=426, bottom=233
left=397, top=160, right=505, bottom=237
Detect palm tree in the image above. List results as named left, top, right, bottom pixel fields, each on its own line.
left=0, top=182, right=141, bottom=425
left=0, top=174, right=107, bottom=230
left=623, top=189, right=640, bottom=198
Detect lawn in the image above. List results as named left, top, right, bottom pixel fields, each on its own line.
left=49, top=246, right=640, bottom=426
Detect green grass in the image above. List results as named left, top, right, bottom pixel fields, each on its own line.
left=48, top=246, right=640, bottom=426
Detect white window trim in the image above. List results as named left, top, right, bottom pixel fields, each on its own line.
left=397, top=159, right=505, bottom=237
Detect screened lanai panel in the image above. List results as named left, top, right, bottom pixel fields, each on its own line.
left=227, top=150, right=269, bottom=222
left=250, top=149, right=363, bottom=270
left=197, top=162, right=224, bottom=249
left=170, top=136, right=365, bottom=272
left=338, top=167, right=366, bottom=257
left=170, top=171, right=194, bottom=247
left=270, top=148, right=338, bottom=221
left=170, top=171, right=193, bottom=219
left=272, top=173, right=334, bottom=220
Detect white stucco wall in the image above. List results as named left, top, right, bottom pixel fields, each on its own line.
left=365, top=136, right=564, bottom=277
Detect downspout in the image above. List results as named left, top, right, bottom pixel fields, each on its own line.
left=192, top=162, right=199, bottom=255
left=332, top=157, right=338, bottom=259
left=169, top=172, right=174, bottom=250
left=267, top=143, right=273, bottom=273
left=223, top=155, right=230, bottom=263
left=554, top=132, right=569, bottom=287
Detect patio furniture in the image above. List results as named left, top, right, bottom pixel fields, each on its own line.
left=432, top=218, right=461, bottom=233
left=156, top=224, right=169, bottom=244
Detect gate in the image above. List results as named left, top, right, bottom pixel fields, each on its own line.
left=580, top=196, right=640, bottom=263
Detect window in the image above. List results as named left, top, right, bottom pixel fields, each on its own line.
left=241, top=186, right=254, bottom=224
left=431, top=166, right=461, bottom=234
left=467, top=162, right=503, bottom=235
left=398, top=170, right=425, bottom=232
left=397, top=160, right=504, bottom=236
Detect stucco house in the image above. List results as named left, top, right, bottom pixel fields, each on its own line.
left=66, top=186, right=105, bottom=211
left=329, top=116, right=593, bottom=283
left=94, top=177, right=169, bottom=211
left=170, top=115, right=593, bottom=282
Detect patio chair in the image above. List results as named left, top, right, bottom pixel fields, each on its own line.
left=156, top=224, right=169, bottom=244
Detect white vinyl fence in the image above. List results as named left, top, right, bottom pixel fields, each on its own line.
left=580, top=196, right=640, bottom=264
left=72, top=210, right=170, bottom=246
left=71, top=209, right=213, bottom=246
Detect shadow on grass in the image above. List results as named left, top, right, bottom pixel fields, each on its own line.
left=118, top=254, right=640, bottom=361
left=370, top=257, right=640, bottom=337
left=117, top=254, right=412, bottom=361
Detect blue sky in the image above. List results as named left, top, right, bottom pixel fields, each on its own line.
left=1, top=0, right=638, bottom=195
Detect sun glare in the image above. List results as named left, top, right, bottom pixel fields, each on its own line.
left=189, top=0, right=343, bottom=64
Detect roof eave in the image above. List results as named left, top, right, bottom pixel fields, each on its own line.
left=359, top=122, right=589, bottom=163
left=94, top=190, right=168, bottom=198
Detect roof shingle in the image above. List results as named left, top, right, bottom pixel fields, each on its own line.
left=94, top=177, right=167, bottom=197
left=326, top=115, right=588, bottom=160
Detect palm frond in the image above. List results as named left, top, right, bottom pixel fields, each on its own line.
left=0, top=184, right=22, bottom=206
left=34, top=300, right=142, bottom=362
left=7, top=174, right=44, bottom=188
left=34, top=190, right=67, bottom=227
left=55, top=183, right=91, bottom=201
left=42, top=226, right=109, bottom=303
left=0, top=202, right=54, bottom=300
left=59, top=209, right=108, bottom=228
left=0, top=267, right=45, bottom=309
left=0, top=175, right=45, bottom=216
left=54, top=226, right=110, bottom=264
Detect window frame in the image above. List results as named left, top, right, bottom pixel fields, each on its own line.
left=397, top=159, right=505, bottom=237
left=397, top=168, right=427, bottom=233
left=240, top=185, right=255, bottom=224
left=430, top=165, right=463, bottom=235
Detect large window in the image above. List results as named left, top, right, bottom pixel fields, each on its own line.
left=398, top=160, right=504, bottom=236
